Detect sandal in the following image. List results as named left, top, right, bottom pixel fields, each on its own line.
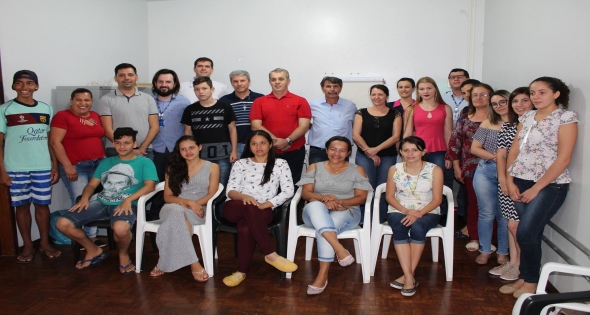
left=150, top=266, right=165, bottom=277
left=454, top=230, right=470, bottom=240
left=119, top=262, right=136, bottom=275
left=40, top=248, right=62, bottom=259
left=192, top=269, right=210, bottom=282
left=16, top=250, right=35, bottom=264
left=465, top=241, right=479, bottom=252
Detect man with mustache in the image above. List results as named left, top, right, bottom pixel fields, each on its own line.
left=307, top=76, right=357, bottom=164
left=98, top=63, right=159, bottom=160
left=249, top=68, right=311, bottom=183
left=150, top=69, right=191, bottom=181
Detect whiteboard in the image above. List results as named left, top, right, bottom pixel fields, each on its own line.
left=339, top=78, right=384, bottom=109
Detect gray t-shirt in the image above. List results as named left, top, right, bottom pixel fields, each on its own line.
left=97, top=89, right=158, bottom=148
left=296, top=162, right=372, bottom=211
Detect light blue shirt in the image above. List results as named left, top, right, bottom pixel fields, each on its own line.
left=442, top=91, right=468, bottom=126
left=152, top=94, right=191, bottom=152
left=307, top=96, right=357, bottom=147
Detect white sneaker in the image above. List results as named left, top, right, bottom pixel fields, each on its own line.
left=488, top=262, right=511, bottom=275
left=500, top=264, right=520, bottom=281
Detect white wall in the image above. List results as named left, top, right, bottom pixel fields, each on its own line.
left=147, top=0, right=482, bottom=102
left=0, top=0, right=149, bottom=245
left=483, top=0, right=590, bottom=292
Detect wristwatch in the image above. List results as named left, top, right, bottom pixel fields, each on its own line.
left=286, top=138, right=293, bottom=145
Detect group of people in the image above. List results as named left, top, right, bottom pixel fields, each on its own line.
left=0, top=60, right=577, bottom=301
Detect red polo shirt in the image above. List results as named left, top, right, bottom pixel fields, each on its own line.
left=250, top=91, right=311, bottom=152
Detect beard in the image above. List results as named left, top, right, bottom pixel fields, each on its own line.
left=156, top=87, right=174, bottom=97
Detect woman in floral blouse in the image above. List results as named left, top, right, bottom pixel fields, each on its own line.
left=222, top=130, right=296, bottom=287
left=504, top=77, right=577, bottom=298
left=386, top=136, right=444, bottom=297
left=446, top=83, right=493, bottom=252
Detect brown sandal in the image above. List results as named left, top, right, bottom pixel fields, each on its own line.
left=192, top=269, right=209, bottom=282
left=150, top=266, right=165, bottom=277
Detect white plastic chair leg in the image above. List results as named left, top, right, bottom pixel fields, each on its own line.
left=353, top=239, right=361, bottom=263
left=431, top=237, right=439, bottom=262
left=443, top=234, right=454, bottom=281
left=381, top=234, right=392, bottom=258
left=369, top=227, right=383, bottom=276
left=135, top=231, right=145, bottom=273
left=305, top=237, right=314, bottom=260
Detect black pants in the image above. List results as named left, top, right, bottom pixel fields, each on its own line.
left=277, top=146, right=305, bottom=184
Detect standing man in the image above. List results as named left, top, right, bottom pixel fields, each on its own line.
left=179, top=57, right=227, bottom=102
left=250, top=68, right=311, bottom=183
left=98, top=63, right=159, bottom=160
left=150, top=69, right=191, bottom=181
left=307, top=76, right=357, bottom=164
left=219, top=70, right=264, bottom=157
left=0, top=70, right=62, bottom=262
left=441, top=68, right=470, bottom=125
left=181, top=77, right=237, bottom=188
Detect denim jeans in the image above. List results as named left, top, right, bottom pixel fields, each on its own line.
left=302, top=201, right=361, bottom=262
left=308, top=147, right=329, bottom=165
left=106, top=147, right=154, bottom=160
left=355, top=152, right=395, bottom=223
left=425, top=151, right=451, bottom=217
left=208, top=157, right=231, bottom=189
left=153, top=148, right=171, bottom=182
left=237, top=143, right=246, bottom=159
left=59, top=159, right=102, bottom=238
left=473, top=160, right=508, bottom=254
left=387, top=212, right=440, bottom=244
left=514, top=178, right=569, bottom=283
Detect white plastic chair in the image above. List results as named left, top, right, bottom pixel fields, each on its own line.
left=286, top=187, right=374, bottom=283
left=135, top=182, right=224, bottom=276
left=512, top=262, right=590, bottom=315
left=370, top=183, right=454, bottom=281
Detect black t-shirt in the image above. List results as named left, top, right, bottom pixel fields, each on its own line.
left=181, top=100, right=236, bottom=160
left=356, top=108, right=400, bottom=157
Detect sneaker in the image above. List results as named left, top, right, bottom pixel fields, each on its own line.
left=489, top=262, right=511, bottom=276
left=223, top=272, right=246, bottom=287
left=500, top=264, right=520, bottom=281
left=265, top=256, right=298, bottom=272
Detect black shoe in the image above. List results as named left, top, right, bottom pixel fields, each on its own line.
left=454, top=231, right=470, bottom=240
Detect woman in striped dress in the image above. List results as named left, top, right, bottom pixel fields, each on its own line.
left=149, top=135, right=220, bottom=282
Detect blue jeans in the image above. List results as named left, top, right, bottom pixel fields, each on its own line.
left=59, top=159, right=102, bottom=238
left=387, top=212, right=440, bottom=244
left=514, top=178, right=569, bottom=283
left=308, top=147, right=329, bottom=165
left=208, top=157, right=231, bottom=189
left=302, top=201, right=361, bottom=262
left=473, top=160, right=508, bottom=255
left=237, top=143, right=246, bottom=159
left=61, top=200, right=137, bottom=229
left=355, top=152, right=395, bottom=223
left=425, top=151, right=452, bottom=217
left=106, top=147, right=153, bottom=160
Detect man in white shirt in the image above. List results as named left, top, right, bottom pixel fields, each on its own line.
left=441, top=68, right=469, bottom=125
left=179, top=57, right=227, bottom=102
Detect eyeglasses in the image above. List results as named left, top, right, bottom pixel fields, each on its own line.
left=373, top=117, right=380, bottom=129
left=328, top=147, right=348, bottom=154
left=472, top=93, right=489, bottom=99
left=491, top=100, right=508, bottom=108
left=448, top=75, right=465, bottom=80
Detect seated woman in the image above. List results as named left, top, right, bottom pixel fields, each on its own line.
left=222, top=130, right=296, bottom=287
left=149, top=135, right=220, bottom=282
left=385, top=136, right=443, bottom=297
left=298, top=136, right=372, bottom=295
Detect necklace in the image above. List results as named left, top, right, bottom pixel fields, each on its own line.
left=404, top=162, right=425, bottom=197
left=326, top=162, right=348, bottom=174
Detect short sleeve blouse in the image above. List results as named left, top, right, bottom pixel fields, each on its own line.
left=508, top=109, right=578, bottom=183
left=473, top=127, right=499, bottom=154
left=388, top=162, right=440, bottom=215
left=297, top=162, right=372, bottom=211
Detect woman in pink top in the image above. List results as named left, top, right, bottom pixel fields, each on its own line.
left=404, top=77, right=453, bottom=218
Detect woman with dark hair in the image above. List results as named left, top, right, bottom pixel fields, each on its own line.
left=149, top=135, right=220, bottom=282
left=446, top=83, right=493, bottom=252
left=471, top=90, right=515, bottom=265
left=504, top=77, right=577, bottom=298
left=495, top=87, right=533, bottom=284
left=297, top=136, right=372, bottom=295
left=50, top=88, right=105, bottom=254
left=352, top=84, right=402, bottom=221
left=390, top=77, right=416, bottom=116
left=222, top=130, right=296, bottom=287
left=385, top=136, right=444, bottom=296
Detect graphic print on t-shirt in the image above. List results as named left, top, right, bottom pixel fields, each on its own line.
left=98, top=163, right=140, bottom=203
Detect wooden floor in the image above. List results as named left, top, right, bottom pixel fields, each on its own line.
left=0, top=230, right=519, bottom=315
